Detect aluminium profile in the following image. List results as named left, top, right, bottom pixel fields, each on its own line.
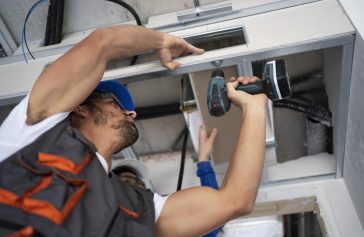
left=0, top=16, right=17, bottom=56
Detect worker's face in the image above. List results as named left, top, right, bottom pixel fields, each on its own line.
left=90, top=97, right=139, bottom=147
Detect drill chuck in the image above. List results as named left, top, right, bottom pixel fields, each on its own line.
left=211, top=69, right=225, bottom=78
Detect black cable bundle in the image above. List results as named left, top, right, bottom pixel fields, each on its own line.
left=273, top=70, right=332, bottom=126
left=44, top=1, right=52, bottom=46
left=55, top=0, right=64, bottom=44
left=23, top=0, right=49, bottom=60
left=177, top=126, right=189, bottom=191
left=106, top=0, right=142, bottom=65
left=274, top=95, right=332, bottom=126
left=106, top=0, right=142, bottom=26
left=44, top=0, right=64, bottom=46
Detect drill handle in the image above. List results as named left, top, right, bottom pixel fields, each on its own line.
left=236, top=79, right=265, bottom=95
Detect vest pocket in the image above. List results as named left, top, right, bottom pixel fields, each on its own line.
left=0, top=154, right=88, bottom=225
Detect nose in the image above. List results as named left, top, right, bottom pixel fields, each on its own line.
left=126, top=111, right=137, bottom=119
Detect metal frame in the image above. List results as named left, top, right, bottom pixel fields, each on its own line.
left=335, top=41, right=355, bottom=178
left=101, top=35, right=354, bottom=83
left=0, top=35, right=355, bottom=182
left=0, top=16, right=16, bottom=56
left=188, top=35, right=354, bottom=185
left=0, top=0, right=355, bottom=183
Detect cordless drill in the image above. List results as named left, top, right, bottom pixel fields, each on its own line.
left=207, top=60, right=291, bottom=117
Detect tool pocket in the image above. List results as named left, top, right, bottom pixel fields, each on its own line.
left=0, top=153, right=89, bottom=225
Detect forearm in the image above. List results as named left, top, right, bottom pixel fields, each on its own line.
left=62, top=25, right=165, bottom=95
left=220, top=104, right=266, bottom=212
left=102, top=24, right=164, bottom=61
left=28, top=25, right=165, bottom=123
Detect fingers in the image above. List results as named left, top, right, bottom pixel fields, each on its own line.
left=207, top=128, right=218, bottom=144
left=226, top=77, right=239, bottom=96
left=226, top=76, right=260, bottom=92
left=226, top=75, right=268, bottom=109
left=186, top=43, right=204, bottom=55
left=199, top=126, right=217, bottom=143
left=158, top=35, right=204, bottom=70
left=163, top=61, right=181, bottom=70
left=241, top=76, right=259, bottom=85
left=232, top=76, right=260, bottom=85
left=198, top=126, right=217, bottom=162
left=199, top=126, right=207, bottom=141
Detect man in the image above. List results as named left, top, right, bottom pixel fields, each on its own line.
left=112, top=158, right=152, bottom=190
left=0, top=25, right=267, bottom=237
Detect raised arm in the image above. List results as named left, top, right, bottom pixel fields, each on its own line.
left=155, top=76, right=267, bottom=237
left=27, top=25, right=203, bottom=125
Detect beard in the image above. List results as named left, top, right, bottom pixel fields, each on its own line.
left=92, top=110, right=139, bottom=149
left=112, top=119, right=139, bottom=148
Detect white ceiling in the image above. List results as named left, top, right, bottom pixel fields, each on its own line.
left=0, top=0, right=221, bottom=45
left=0, top=0, right=222, bottom=156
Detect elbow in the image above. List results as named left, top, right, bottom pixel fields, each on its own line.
left=242, top=201, right=255, bottom=215
left=221, top=188, right=257, bottom=218
left=89, top=28, right=109, bottom=46
left=88, top=28, right=113, bottom=60
left=230, top=199, right=255, bottom=218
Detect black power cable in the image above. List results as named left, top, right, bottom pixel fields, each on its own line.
left=177, top=126, right=189, bottom=191
left=49, top=0, right=58, bottom=45
left=106, top=0, right=142, bottom=65
left=43, top=0, right=66, bottom=46
left=106, top=0, right=142, bottom=25
left=274, top=96, right=332, bottom=126
left=23, top=0, right=49, bottom=60
left=44, top=0, right=52, bottom=46
left=55, top=0, right=64, bottom=44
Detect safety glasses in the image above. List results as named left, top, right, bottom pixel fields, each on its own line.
left=85, top=90, right=125, bottom=110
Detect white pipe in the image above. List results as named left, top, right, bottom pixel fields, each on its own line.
left=0, top=16, right=17, bottom=55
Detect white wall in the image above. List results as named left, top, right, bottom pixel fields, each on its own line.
left=340, top=0, right=364, bottom=227
left=344, top=33, right=364, bottom=228
left=338, top=0, right=364, bottom=38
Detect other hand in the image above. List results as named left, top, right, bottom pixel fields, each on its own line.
left=157, top=33, right=204, bottom=70
left=198, top=126, right=218, bottom=162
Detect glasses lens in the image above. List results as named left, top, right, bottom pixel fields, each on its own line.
left=89, top=91, right=124, bottom=110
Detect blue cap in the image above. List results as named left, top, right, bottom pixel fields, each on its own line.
left=95, top=80, right=134, bottom=111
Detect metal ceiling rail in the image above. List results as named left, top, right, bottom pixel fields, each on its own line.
left=103, top=35, right=354, bottom=83
left=0, top=34, right=354, bottom=107
left=0, top=0, right=355, bottom=106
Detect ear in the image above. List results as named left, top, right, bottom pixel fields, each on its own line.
left=72, top=105, right=89, bottom=118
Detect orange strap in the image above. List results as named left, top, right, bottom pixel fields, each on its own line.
left=0, top=176, right=88, bottom=225
left=38, top=153, right=92, bottom=175
left=6, top=226, right=34, bottom=237
left=120, top=205, right=139, bottom=219
left=23, top=176, right=52, bottom=199
left=0, top=153, right=90, bottom=224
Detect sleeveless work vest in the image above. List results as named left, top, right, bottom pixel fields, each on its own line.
left=0, top=118, right=155, bottom=237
